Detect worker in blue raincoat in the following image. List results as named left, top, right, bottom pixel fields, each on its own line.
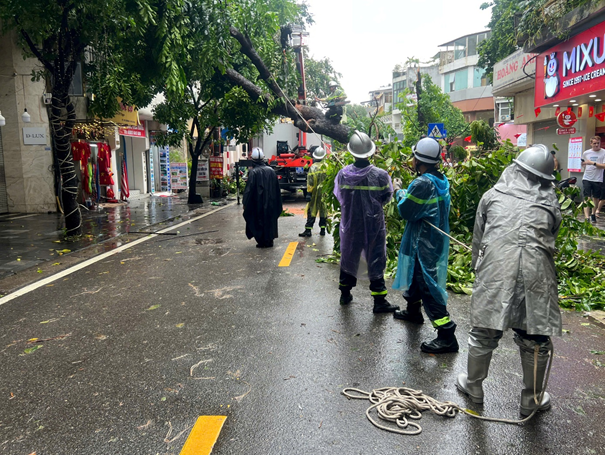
left=392, top=137, right=458, bottom=354
left=334, top=130, right=397, bottom=314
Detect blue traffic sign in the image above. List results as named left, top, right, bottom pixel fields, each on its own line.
left=428, top=123, right=447, bottom=139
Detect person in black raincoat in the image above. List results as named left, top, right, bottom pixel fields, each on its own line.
left=392, top=137, right=458, bottom=354
left=243, top=147, right=283, bottom=248
left=334, top=130, right=397, bottom=314
left=456, top=145, right=562, bottom=417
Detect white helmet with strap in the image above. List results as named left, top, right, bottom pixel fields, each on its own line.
left=251, top=147, right=264, bottom=160
left=412, top=137, right=441, bottom=164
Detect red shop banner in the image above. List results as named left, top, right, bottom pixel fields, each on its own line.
left=119, top=120, right=146, bottom=138
left=535, top=21, right=605, bottom=108
left=209, top=156, right=224, bottom=179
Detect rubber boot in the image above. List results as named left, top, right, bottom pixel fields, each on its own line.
left=298, top=229, right=312, bottom=237
left=340, top=290, right=353, bottom=305
left=393, top=300, right=424, bottom=324
left=320, top=228, right=326, bottom=236
left=372, top=295, right=398, bottom=314
left=456, top=349, right=493, bottom=404
left=516, top=336, right=552, bottom=416
left=421, top=323, right=459, bottom=354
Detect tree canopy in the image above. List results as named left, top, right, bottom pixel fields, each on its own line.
left=396, top=74, right=467, bottom=147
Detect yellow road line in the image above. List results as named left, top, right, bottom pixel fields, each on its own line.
left=278, top=242, right=298, bottom=267
left=180, top=416, right=227, bottom=455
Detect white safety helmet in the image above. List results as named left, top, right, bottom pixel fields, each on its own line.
left=312, top=147, right=326, bottom=160
left=328, top=80, right=338, bottom=88
left=347, top=130, right=376, bottom=159
left=412, top=137, right=441, bottom=165
left=513, top=144, right=555, bottom=181
left=251, top=147, right=264, bottom=160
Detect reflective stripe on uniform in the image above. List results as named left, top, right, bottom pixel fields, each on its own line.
left=371, top=290, right=388, bottom=296
left=404, top=193, right=445, bottom=205
left=340, top=185, right=389, bottom=191
left=432, top=316, right=451, bottom=327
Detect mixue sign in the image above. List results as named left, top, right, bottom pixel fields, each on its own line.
left=535, top=21, right=605, bottom=108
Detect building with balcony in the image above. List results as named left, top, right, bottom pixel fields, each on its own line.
left=439, top=31, right=495, bottom=125
left=391, top=63, right=440, bottom=140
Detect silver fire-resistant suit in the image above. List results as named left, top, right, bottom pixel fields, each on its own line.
left=457, top=151, right=562, bottom=416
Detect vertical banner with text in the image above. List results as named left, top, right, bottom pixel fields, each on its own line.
left=568, top=137, right=583, bottom=172
left=209, top=156, right=224, bottom=179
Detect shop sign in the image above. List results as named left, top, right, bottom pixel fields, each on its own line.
left=209, top=156, right=223, bottom=179
left=106, top=97, right=139, bottom=127
left=119, top=120, right=146, bottom=138
left=557, top=127, right=576, bottom=135
left=535, top=21, right=605, bottom=108
left=557, top=111, right=577, bottom=128
left=22, top=127, right=47, bottom=145
left=568, top=137, right=583, bottom=172
left=493, top=50, right=537, bottom=90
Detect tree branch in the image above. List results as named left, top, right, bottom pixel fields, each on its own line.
left=229, top=26, right=286, bottom=99
left=19, top=29, right=54, bottom=73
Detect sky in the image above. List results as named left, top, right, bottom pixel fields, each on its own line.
left=302, top=0, right=493, bottom=104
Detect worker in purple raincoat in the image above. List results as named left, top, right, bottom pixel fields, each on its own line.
left=334, top=130, right=397, bottom=314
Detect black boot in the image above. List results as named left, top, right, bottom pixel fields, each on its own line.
left=320, top=228, right=326, bottom=236
left=372, top=295, right=398, bottom=314
left=393, top=300, right=424, bottom=324
left=340, top=290, right=353, bottom=305
left=421, top=323, right=459, bottom=353
left=299, top=229, right=312, bottom=237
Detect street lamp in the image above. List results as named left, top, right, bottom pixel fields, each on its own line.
left=22, top=108, right=31, bottom=123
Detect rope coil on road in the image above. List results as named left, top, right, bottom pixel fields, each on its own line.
left=343, top=347, right=554, bottom=435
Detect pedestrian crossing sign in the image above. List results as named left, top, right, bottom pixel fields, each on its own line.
left=428, top=123, right=446, bottom=139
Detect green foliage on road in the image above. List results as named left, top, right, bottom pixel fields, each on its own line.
left=316, top=141, right=605, bottom=311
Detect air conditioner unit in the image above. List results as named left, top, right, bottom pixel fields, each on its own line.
left=500, top=114, right=511, bottom=122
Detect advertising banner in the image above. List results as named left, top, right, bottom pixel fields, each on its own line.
left=170, top=163, right=189, bottom=189
left=209, top=156, right=224, bottom=179
left=535, top=21, right=605, bottom=108
left=196, top=159, right=209, bottom=183
left=568, top=137, right=583, bottom=172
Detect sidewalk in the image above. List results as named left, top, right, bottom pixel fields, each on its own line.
left=0, top=194, right=221, bottom=279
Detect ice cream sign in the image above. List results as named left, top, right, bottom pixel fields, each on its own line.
left=535, top=21, right=605, bottom=108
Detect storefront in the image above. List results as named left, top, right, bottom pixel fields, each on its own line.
left=531, top=19, right=605, bottom=180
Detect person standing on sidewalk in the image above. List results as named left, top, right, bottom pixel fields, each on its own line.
left=456, top=145, right=562, bottom=417
left=334, top=130, right=397, bottom=314
left=581, top=136, right=605, bottom=222
left=299, top=147, right=328, bottom=237
left=243, top=147, right=283, bottom=248
left=391, top=137, right=458, bottom=354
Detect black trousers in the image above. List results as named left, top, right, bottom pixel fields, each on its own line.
left=403, top=258, right=452, bottom=327
left=339, top=269, right=387, bottom=296
left=304, top=211, right=327, bottom=230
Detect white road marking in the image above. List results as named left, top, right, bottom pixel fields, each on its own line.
left=0, top=203, right=236, bottom=306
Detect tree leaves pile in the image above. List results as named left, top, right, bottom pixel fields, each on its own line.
left=317, top=141, right=605, bottom=311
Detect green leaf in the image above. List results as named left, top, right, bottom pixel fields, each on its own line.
left=24, top=345, right=42, bottom=355
left=146, top=304, right=161, bottom=311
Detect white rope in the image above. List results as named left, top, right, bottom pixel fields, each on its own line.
left=343, top=347, right=553, bottom=434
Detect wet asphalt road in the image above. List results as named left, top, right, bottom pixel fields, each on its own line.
left=0, top=201, right=604, bottom=455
